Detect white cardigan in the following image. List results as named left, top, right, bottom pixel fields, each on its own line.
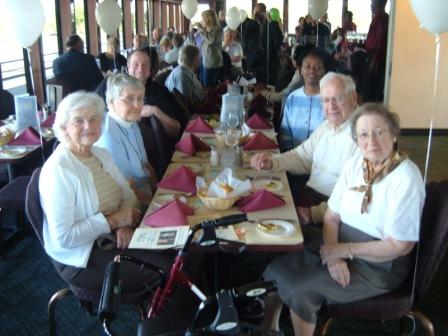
left=39, top=145, right=138, bottom=268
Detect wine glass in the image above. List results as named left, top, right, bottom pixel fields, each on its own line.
left=225, top=128, right=242, bottom=147
left=226, top=112, right=240, bottom=129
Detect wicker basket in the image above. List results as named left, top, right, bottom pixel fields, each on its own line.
left=197, top=189, right=239, bottom=210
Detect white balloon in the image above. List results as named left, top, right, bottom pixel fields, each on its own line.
left=410, top=0, right=448, bottom=34
left=239, top=9, right=248, bottom=24
left=4, top=0, right=45, bottom=48
left=308, top=0, right=328, bottom=20
left=181, top=0, right=198, bottom=20
left=226, top=7, right=240, bottom=30
left=96, top=0, right=123, bottom=36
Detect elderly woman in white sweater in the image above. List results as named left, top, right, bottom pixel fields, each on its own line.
left=39, top=91, right=171, bottom=295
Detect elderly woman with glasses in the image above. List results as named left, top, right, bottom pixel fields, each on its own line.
left=261, top=103, right=425, bottom=336
left=96, top=73, right=157, bottom=205
left=39, top=91, right=171, bottom=296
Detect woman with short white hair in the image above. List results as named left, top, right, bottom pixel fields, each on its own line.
left=40, top=91, right=171, bottom=296
left=96, top=73, right=157, bottom=205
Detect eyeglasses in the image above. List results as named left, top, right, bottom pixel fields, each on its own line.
left=356, top=128, right=389, bottom=142
left=118, top=96, right=145, bottom=105
left=321, top=95, right=346, bottom=105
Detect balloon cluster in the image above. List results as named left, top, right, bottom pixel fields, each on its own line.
left=96, top=0, right=123, bottom=36
left=308, top=0, right=328, bottom=20
left=410, top=0, right=448, bottom=35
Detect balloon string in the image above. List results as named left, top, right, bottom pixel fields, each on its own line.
left=423, top=34, right=440, bottom=184
left=411, top=33, right=441, bottom=306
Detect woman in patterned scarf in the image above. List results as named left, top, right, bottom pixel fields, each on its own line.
left=261, top=103, right=426, bottom=336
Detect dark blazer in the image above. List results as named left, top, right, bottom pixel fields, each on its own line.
left=52, top=49, right=103, bottom=92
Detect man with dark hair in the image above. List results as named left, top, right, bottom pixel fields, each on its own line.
left=363, top=0, right=389, bottom=102
left=52, top=34, right=103, bottom=92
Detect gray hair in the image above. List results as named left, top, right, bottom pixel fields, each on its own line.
left=105, top=73, right=145, bottom=105
left=178, top=45, right=200, bottom=68
left=53, top=91, right=105, bottom=143
left=350, top=103, right=401, bottom=142
left=320, top=72, right=356, bottom=95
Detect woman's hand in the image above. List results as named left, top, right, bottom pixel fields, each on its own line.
left=116, top=227, right=135, bottom=249
left=250, top=153, right=273, bottom=171
left=107, top=208, right=142, bottom=230
left=320, top=243, right=348, bottom=265
left=327, top=259, right=350, bottom=287
left=296, top=206, right=312, bottom=225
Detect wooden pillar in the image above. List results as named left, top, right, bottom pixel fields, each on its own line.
left=161, top=2, right=167, bottom=32
left=174, top=4, right=180, bottom=33
left=85, top=0, right=100, bottom=56
left=283, top=0, right=288, bottom=33
left=29, top=40, right=45, bottom=105
left=153, top=0, right=161, bottom=31
left=122, top=0, right=133, bottom=48
left=136, top=0, right=145, bottom=34
left=57, top=0, right=73, bottom=54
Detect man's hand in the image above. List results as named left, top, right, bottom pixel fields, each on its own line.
left=327, top=259, right=350, bottom=287
left=250, top=153, right=273, bottom=171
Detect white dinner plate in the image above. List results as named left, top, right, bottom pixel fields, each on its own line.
left=253, top=179, right=284, bottom=192
left=0, top=147, right=27, bottom=158
left=256, top=220, right=295, bottom=237
left=153, top=194, right=187, bottom=207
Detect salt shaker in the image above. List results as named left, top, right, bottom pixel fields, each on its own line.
left=235, top=146, right=243, bottom=167
left=210, top=146, right=220, bottom=167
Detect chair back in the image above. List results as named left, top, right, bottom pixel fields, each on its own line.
left=25, top=168, right=44, bottom=246
left=414, top=181, right=448, bottom=300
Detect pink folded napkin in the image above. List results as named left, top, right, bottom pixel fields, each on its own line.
left=8, top=127, right=42, bottom=146
left=185, top=116, right=214, bottom=133
left=246, top=114, right=272, bottom=130
left=242, top=132, right=277, bottom=151
left=143, top=199, right=195, bottom=227
left=175, top=134, right=210, bottom=156
left=248, top=94, right=270, bottom=118
left=157, top=165, right=198, bottom=193
left=237, top=190, right=285, bottom=213
left=40, top=113, right=56, bottom=128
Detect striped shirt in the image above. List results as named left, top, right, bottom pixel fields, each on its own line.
left=78, top=155, right=123, bottom=216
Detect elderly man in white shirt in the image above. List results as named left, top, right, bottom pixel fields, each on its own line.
left=250, top=72, right=360, bottom=225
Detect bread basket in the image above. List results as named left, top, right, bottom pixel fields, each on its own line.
left=197, top=189, right=239, bottom=210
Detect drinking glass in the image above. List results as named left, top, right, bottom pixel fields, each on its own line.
left=225, top=128, right=242, bottom=148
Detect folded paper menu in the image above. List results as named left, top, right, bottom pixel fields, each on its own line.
left=242, top=132, right=277, bottom=151
left=237, top=190, right=285, bottom=212
left=185, top=116, right=214, bottom=133
left=129, top=226, right=190, bottom=249
left=246, top=114, right=272, bottom=129
left=175, top=134, right=210, bottom=156
left=8, top=127, right=42, bottom=146
left=157, top=165, right=198, bottom=193
left=143, top=199, right=195, bottom=227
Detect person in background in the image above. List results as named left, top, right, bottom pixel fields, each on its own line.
left=96, top=74, right=157, bottom=206
left=342, top=10, right=357, bottom=33
left=96, top=49, right=187, bottom=142
left=251, top=72, right=359, bottom=228
left=126, top=33, right=149, bottom=56
left=165, top=45, right=207, bottom=105
left=159, top=36, right=172, bottom=60
left=301, top=16, right=333, bottom=54
left=295, top=17, right=305, bottom=44
left=98, top=37, right=127, bottom=75
left=164, top=33, right=184, bottom=65
left=253, top=3, right=283, bottom=85
left=222, top=27, right=244, bottom=79
left=319, top=13, right=332, bottom=32
left=363, top=0, right=389, bottom=102
left=261, top=103, right=425, bottom=336
left=218, top=10, right=227, bottom=29
left=278, top=47, right=327, bottom=151
left=152, top=27, right=163, bottom=54
left=194, top=9, right=223, bottom=88
left=40, top=91, right=172, bottom=297
left=52, top=35, right=103, bottom=92
left=240, top=15, right=260, bottom=75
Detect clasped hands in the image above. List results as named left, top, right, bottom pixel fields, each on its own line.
left=107, top=207, right=142, bottom=249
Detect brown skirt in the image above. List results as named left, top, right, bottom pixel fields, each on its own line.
left=263, top=224, right=412, bottom=323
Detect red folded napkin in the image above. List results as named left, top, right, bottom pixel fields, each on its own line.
left=248, top=94, right=270, bottom=118
left=8, top=127, right=42, bottom=146
left=40, top=113, right=56, bottom=128
left=246, top=114, right=272, bottom=129
left=237, top=190, right=285, bottom=213
left=175, top=134, right=210, bottom=156
left=143, top=199, right=195, bottom=227
left=185, top=116, right=214, bottom=133
left=243, top=132, right=277, bottom=151
left=157, top=165, right=198, bottom=193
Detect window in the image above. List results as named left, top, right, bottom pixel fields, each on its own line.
left=72, top=0, right=87, bottom=46
left=41, top=1, right=58, bottom=79
left=349, top=1, right=390, bottom=34
left=0, top=3, right=27, bottom=93
left=288, top=1, right=308, bottom=35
